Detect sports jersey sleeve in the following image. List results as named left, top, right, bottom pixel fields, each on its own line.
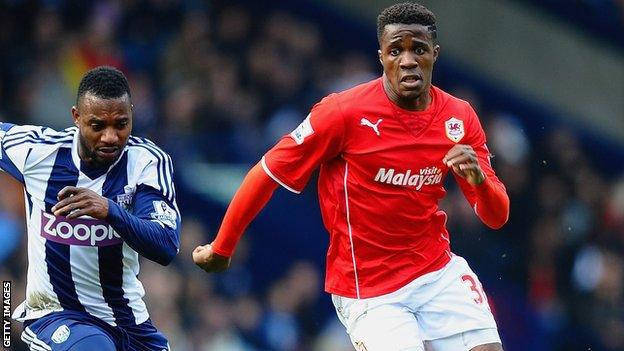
left=0, top=123, right=47, bottom=183
left=211, top=162, right=278, bottom=257
left=262, top=94, right=346, bottom=193
left=454, top=104, right=510, bottom=229
left=106, top=150, right=181, bottom=265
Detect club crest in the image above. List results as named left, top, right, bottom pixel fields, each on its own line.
left=116, top=185, right=135, bottom=210
left=51, top=325, right=70, bottom=344
left=445, top=117, right=464, bottom=143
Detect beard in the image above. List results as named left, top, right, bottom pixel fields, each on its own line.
left=78, top=133, right=116, bottom=168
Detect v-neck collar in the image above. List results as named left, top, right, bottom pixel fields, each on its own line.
left=379, top=80, right=439, bottom=140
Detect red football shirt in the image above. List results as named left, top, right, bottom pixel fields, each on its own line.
left=263, top=78, right=505, bottom=298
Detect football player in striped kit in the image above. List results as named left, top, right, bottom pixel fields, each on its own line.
left=1, top=66, right=180, bottom=350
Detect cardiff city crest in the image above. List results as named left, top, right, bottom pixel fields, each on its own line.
left=445, top=117, right=465, bottom=143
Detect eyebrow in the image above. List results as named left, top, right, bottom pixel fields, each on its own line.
left=388, top=37, right=430, bottom=45
left=87, top=116, right=129, bottom=123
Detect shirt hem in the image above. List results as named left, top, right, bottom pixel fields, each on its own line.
left=325, top=253, right=451, bottom=299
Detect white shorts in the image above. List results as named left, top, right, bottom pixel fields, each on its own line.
left=332, top=255, right=501, bottom=351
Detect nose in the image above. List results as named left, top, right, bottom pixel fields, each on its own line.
left=101, top=128, right=119, bottom=144
left=399, top=52, right=418, bottom=69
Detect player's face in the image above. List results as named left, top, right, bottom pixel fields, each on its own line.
left=72, top=92, right=132, bottom=168
left=378, top=23, right=439, bottom=110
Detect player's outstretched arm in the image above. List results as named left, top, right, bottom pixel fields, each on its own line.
left=193, top=161, right=278, bottom=273
left=444, top=144, right=510, bottom=229
left=52, top=185, right=181, bottom=265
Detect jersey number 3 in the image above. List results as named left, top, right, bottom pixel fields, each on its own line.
left=461, top=274, right=485, bottom=304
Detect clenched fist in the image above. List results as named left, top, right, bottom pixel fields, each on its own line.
left=443, top=144, right=485, bottom=186
left=192, top=244, right=231, bottom=273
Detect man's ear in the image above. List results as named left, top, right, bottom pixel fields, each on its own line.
left=71, top=106, right=79, bottom=127
left=378, top=49, right=383, bottom=66
left=433, top=45, right=440, bottom=63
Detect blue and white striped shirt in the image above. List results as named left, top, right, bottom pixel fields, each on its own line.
left=0, top=122, right=181, bottom=327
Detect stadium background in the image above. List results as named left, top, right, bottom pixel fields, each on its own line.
left=0, top=0, right=623, bottom=350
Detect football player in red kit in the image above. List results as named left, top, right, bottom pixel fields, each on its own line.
left=193, top=3, right=509, bottom=351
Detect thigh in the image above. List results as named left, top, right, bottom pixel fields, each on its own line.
left=416, top=257, right=499, bottom=341
left=68, top=334, right=117, bottom=351
left=123, top=318, right=170, bottom=351
left=332, top=295, right=424, bottom=351
left=21, top=312, right=117, bottom=351
left=424, top=328, right=502, bottom=351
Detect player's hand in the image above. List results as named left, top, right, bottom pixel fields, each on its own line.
left=192, top=244, right=231, bottom=273
left=443, top=144, right=485, bottom=186
left=51, top=186, right=109, bottom=220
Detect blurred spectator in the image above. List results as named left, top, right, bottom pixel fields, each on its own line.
left=0, top=173, right=23, bottom=263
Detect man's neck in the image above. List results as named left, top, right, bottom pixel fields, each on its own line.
left=77, top=144, right=96, bottom=168
left=382, top=75, right=431, bottom=111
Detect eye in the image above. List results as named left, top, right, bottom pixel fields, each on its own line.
left=91, top=124, right=104, bottom=131
left=390, top=48, right=400, bottom=56
left=415, top=47, right=426, bottom=55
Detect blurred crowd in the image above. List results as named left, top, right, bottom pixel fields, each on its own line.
left=521, top=0, right=624, bottom=45
left=0, top=1, right=623, bottom=351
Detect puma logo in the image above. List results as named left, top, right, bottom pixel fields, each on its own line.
left=360, top=117, right=383, bottom=136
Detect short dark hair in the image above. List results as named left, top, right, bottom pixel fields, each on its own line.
left=377, top=2, right=437, bottom=42
left=76, top=66, right=131, bottom=104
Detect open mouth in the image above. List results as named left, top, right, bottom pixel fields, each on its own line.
left=96, top=147, right=119, bottom=158
left=401, top=75, right=421, bottom=83
left=400, top=75, right=422, bottom=90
